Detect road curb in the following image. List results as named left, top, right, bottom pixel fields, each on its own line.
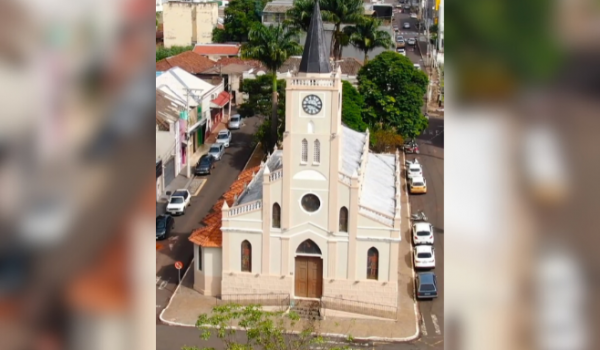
left=159, top=259, right=194, bottom=326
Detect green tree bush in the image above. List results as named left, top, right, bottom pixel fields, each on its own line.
left=341, top=81, right=367, bottom=132
left=156, top=45, right=193, bottom=62
left=212, top=0, right=268, bottom=43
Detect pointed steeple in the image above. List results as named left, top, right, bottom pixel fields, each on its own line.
left=299, top=1, right=331, bottom=74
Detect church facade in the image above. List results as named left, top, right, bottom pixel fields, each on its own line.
left=189, top=3, right=402, bottom=309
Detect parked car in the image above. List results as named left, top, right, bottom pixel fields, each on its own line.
left=404, top=4, right=410, bottom=9
left=228, top=114, right=241, bottom=129
left=409, top=176, right=427, bottom=194
left=166, top=189, right=191, bottom=215
left=415, top=272, right=438, bottom=299
left=414, top=63, right=421, bottom=70
left=396, top=35, right=404, bottom=43
left=413, top=245, right=435, bottom=269
left=406, top=162, right=423, bottom=180
left=156, top=214, right=174, bottom=240
left=194, top=154, right=215, bottom=175
left=208, top=143, right=225, bottom=160
left=410, top=13, right=417, bottom=18
left=216, top=129, right=232, bottom=147
left=412, top=222, right=434, bottom=245
left=407, top=37, right=416, bottom=46
left=397, top=48, right=406, bottom=56
left=403, top=22, right=410, bottom=29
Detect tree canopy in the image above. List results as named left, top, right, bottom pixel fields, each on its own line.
left=156, top=45, right=193, bottom=62
left=357, top=51, right=429, bottom=139
left=212, top=0, right=268, bottom=43
left=341, top=81, right=367, bottom=132
left=343, top=17, right=394, bottom=64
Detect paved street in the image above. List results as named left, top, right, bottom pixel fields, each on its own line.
left=156, top=116, right=261, bottom=320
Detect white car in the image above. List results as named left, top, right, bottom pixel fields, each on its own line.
left=407, top=38, right=416, bottom=46
left=397, top=48, right=406, bottom=56
left=414, top=245, right=435, bottom=268
left=412, top=222, right=434, bottom=245
left=406, top=163, right=423, bottom=179
left=216, top=129, right=232, bottom=147
left=403, top=22, right=410, bottom=29
left=414, top=63, right=421, bottom=70
left=166, top=189, right=191, bottom=215
left=228, top=114, right=241, bottom=129
left=410, top=13, right=417, bottom=18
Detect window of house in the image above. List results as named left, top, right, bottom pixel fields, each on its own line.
left=197, top=246, right=202, bottom=271
left=241, top=240, right=252, bottom=272
left=313, top=139, right=320, bottom=163
left=301, top=139, right=308, bottom=163
left=339, top=207, right=348, bottom=232
left=367, top=247, right=379, bottom=280
left=272, top=203, right=281, bottom=228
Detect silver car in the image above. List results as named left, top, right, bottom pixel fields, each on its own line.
left=216, top=129, right=232, bottom=147
left=207, top=143, right=225, bottom=160
left=228, top=114, right=241, bottom=129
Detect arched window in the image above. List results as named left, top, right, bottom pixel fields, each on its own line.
left=367, top=248, right=379, bottom=280
left=241, top=240, right=252, bottom=272
left=296, top=239, right=322, bottom=255
left=313, top=139, right=320, bottom=163
left=339, top=207, right=348, bottom=232
left=301, top=139, right=308, bottom=163
left=272, top=203, right=281, bottom=228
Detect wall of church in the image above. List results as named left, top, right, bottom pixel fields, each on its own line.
left=227, top=232, right=262, bottom=273
left=227, top=210, right=263, bottom=231
left=323, top=279, right=398, bottom=308
left=270, top=237, right=282, bottom=275
left=336, top=241, right=349, bottom=278
left=193, top=246, right=222, bottom=296
left=221, top=273, right=293, bottom=295
left=357, top=214, right=397, bottom=238
left=355, top=241, right=392, bottom=281
left=287, top=231, right=330, bottom=278
left=269, top=180, right=283, bottom=209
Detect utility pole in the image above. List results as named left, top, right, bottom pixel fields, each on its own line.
left=183, top=87, right=206, bottom=179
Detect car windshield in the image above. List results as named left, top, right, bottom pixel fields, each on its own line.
left=409, top=168, right=420, bottom=172
left=210, top=147, right=220, bottom=152
left=420, top=284, right=435, bottom=291
left=156, top=218, right=166, bottom=229
left=218, top=134, right=228, bottom=139
left=417, top=230, right=430, bottom=236
left=231, top=116, right=239, bottom=121
left=413, top=182, right=424, bottom=186
left=200, top=157, right=211, bottom=165
left=170, top=197, right=184, bottom=204
left=417, top=252, right=432, bottom=258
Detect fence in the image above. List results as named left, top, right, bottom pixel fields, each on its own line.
left=320, top=296, right=397, bottom=320
left=217, top=293, right=290, bottom=311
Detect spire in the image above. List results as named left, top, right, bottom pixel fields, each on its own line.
left=299, top=1, right=331, bottom=74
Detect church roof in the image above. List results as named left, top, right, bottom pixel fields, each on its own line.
left=237, top=151, right=283, bottom=205
left=360, top=153, right=397, bottom=216
left=298, top=1, right=331, bottom=74
left=341, top=126, right=368, bottom=175
left=189, top=166, right=261, bottom=247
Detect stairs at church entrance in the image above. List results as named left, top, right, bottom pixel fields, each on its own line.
left=291, top=299, right=322, bottom=320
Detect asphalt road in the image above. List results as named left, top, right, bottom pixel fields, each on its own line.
left=391, top=1, right=425, bottom=68
left=156, top=116, right=261, bottom=320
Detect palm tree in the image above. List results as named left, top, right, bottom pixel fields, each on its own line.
left=285, top=0, right=315, bottom=33
left=241, top=23, right=303, bottom=150
left=321, top=0, right=364, bottom=60
left=344, top=17, right=394, bottom=64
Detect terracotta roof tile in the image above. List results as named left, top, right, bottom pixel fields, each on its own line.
left=216, top=57, right=265, bottom=70
left=189, top=166, right=261, bottom=248
left=193, top=44, right=241, bottom=56
left=156, top=51, right=217, bottom=74
left=156, top=59, right=172, bottom=72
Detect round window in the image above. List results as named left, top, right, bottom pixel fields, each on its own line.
left=301, top=194, right=321, bottom=212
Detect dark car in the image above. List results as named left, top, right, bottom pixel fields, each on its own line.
left=195, top=154, right=215, bottom=175
left=156, top=214, right=174, bottom=240
left=415, top=272, right=438, bottom=299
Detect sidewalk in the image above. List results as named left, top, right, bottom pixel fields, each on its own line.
left=156, top=113, right=233, bottom=216
left=159, top=152, right=420, bottom=342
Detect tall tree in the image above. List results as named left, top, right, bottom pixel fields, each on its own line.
left=212, top=0, right=268, bottom=43
left=341, top=80, right=367, bottom=132
left=241, top=23, right=303, bottom=151
left=344, top=17, right=394, bottom=64
left=156, top=45, right=193, bottom=62
left=321, top=0, right=364, bottom=60
left=358, top=51, right=429, bottom=139
left=285, top=0, right=316, bottom=33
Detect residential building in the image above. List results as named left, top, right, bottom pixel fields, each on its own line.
left=200, top=57, right=265, bottom=105
left=156, top=67, right=231, bottom=159
left=193, top=43, right=241, bottom=60
left=163, top=1, right=219, bottom=48
left=190, top=4, right=401, bottom=312
left=156, top=50, right=216, bottom=75
left=261, top=0, right=294, bottom=26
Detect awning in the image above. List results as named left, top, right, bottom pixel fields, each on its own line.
left=187, top=117, right=207, bottom=133
left=210, top=91, right=231, bottom=108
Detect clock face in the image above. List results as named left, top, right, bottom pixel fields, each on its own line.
left=302, top=95, right=322, bottom=115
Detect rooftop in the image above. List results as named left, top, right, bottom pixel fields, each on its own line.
left=236, top=151, right=284, bottom=205
left=193, top=43, right=241, bottom=56
left=360, top=152, right=396, bottom=216
left=155, top=51, right=216, bottom=74
left=341, top=126, right=368, bottom=175
left=299, top=1, right=331, bottom=74
left=263, top=0, right=294, bottom=13
left=156, top=67, right=216, bottom=107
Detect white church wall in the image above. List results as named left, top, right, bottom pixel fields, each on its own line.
left=269, top=179, right=283, bottom=207
left=355, top=241, right=392, bottom=281
left=270, top=237, right=282, bottom=274
left=193, top=246, right=222, bottom=296
left=228, top=232, right=262, bottom=274
left=336, top=241, right=348, bottom=278
left=221, top=273, right=293, bottom=295
left=357, top=214, right=395, bottom=238
left=323, top=279, right=398, bottom=307
left=289, top=187, right=330, bottom=230
left=227, top=210, right=263, bottom=230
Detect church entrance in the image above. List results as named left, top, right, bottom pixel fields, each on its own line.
left=294, top=239, right=323, bottom=298
left=294, top=257, right=323, bottom=298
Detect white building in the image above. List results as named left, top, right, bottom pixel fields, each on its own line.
left=190, top=4, right=401, bottom=315
left=163, top=1, right=219, bottom=47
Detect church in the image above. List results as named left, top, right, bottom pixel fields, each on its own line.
left=189, top=3, right=402, bottom=310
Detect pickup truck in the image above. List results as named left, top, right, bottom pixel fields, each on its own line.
left=166, top=189, right=191, bottom=215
